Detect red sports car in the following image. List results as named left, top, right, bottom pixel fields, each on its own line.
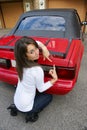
left=0, top=9, right=86, bottom=95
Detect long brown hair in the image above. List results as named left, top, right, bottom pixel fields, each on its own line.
left=14, top=36, right=39, bottom=80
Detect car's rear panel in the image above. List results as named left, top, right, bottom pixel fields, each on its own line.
left=0, top=35, right=84, bottom=94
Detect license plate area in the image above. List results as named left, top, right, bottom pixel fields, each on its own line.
left=41, top=65, right=54, bottom=72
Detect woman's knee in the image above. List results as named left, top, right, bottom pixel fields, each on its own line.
left=38, top=93, right=53, bottom=104
left=44, top=94, right=53, bottom=103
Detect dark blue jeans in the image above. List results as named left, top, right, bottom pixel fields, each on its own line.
left=29, top=93, right=53, bottom=113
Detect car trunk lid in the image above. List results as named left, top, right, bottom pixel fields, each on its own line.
left=0, top=35, right=82, bottom=81
left=0, top=35, right=72, bottom=66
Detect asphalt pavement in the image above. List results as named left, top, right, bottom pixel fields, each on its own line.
left=0, top=29, right=87, bottom=130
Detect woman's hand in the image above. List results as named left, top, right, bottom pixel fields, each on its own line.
left=37, top=41, right=52, bottom=62
left=42, top=46, right=52, bottom=62
left=49, top=65, right=58, bottom=85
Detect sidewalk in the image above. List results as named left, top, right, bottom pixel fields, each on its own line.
left=0, top=29, right=11, bottom=36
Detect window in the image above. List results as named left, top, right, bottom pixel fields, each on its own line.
left=18, top=16, right=65, bottom=31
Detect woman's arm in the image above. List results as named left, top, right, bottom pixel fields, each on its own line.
left=35, top=66, right=58, bottom=92
left=36, top=41, right=52, bottom=62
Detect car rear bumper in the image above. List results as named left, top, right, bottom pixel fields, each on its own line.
left=0, top=68, right=18, bottom=85
left=45, top=78, right=75, bottom=95
left=0, top=67, right=75, bottom=95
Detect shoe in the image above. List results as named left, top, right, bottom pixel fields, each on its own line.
left=7, top=104, right=18, bottom=116
left=25, top=112, right=39, bottom=123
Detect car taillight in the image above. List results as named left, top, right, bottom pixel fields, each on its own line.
left=0, top=58, right=11, bottom=68
left=56, top=66, right=76, bottom=79
left=41, top=65, right=76, bottom=80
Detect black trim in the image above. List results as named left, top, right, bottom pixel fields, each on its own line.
left=49, top=50, right=66, bottom=58
left=64, top=39, right=72, bottom=58
left=49, top=40, right=71, bottom=58
left=5, top=37, right=17, bottom=46
left=0, top=46, right=14, bottom=50
left=44, top=39, right=50, bottom=46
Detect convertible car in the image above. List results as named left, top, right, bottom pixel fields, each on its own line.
left=0, top=9, right=86, bottom=95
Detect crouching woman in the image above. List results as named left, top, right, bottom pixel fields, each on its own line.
left=8, top=36, right=58, bottom=123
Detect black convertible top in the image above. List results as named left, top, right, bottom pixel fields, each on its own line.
left=9, top=9, right=82, bottom=39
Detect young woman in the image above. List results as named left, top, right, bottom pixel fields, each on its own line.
left=7, top=36, right=58, bottom=122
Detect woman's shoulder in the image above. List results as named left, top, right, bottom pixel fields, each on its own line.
left=23, top=66, right=44, bottom=78
left=29, top=66, right=44, bottom=77
left=32, top=66, right=43, bottom=72
left=24, top=66, right=43, bottom=73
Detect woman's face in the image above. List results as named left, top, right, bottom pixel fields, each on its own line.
left=26, top=44, right=39, bottom=61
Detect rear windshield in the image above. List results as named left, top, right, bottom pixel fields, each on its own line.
left=17, top=16, right=65, bottom=31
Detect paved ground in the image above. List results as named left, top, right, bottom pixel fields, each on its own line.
left=0, top=29, right=10, bottom=36
left=0, top=30, right=87, bottom=130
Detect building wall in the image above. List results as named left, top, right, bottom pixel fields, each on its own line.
left=0, top=6, right=4, bottom=28
left=48, top=0, right=86, bottom=21
left=0, top=9, right=3, bottom=28
left=0, top=2, right=23, bottom=28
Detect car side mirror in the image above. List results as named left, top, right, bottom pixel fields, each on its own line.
left=81, top=21, right=87, bottom=26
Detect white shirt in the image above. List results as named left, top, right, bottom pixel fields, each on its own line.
left=14, top=66, right=52, bottom=112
